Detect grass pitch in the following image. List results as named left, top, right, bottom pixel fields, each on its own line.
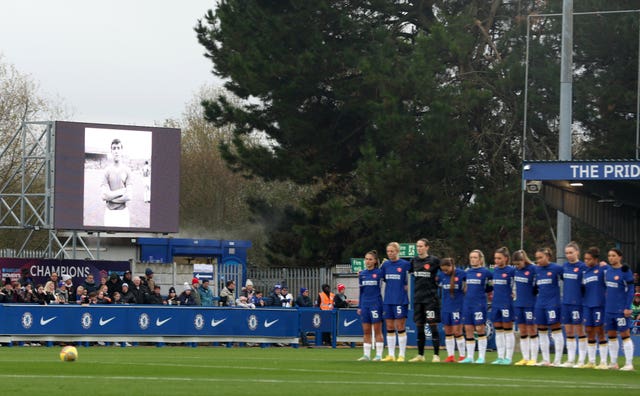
left=0, top=345, right=637, bottom=395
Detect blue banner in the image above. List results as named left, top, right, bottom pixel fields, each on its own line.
left=523, top=161, right=640, bottom=181
left=0, top=305, right=298, bottom=338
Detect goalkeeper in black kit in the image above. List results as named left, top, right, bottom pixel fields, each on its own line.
left=408, top=238, right=442, bottom=362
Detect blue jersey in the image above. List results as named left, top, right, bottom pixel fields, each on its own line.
left=358, top=268, right=384, bottom=307
left=582, top=264, right=607, bottom=308
left=492, top=265, right=515, bottom=309
left=380, top=259, right=411, bottom=305
left=514, top=264, right=536, bottom=308
left=562, top=260, right=586, bottom=305
left=463, top=266, right=493, bottom=308
left=534, top=263, right=563, bottom=308
left=604, top=266, right=634, bottom=314
left=437, top=268, right=466, bottom=312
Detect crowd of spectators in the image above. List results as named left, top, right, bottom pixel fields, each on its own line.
left=0, top=268, right=358, bottom=311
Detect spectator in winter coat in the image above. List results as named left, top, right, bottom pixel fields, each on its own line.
left=179, top=283, right=197, bottom=306
left=198, top=279, right=215, bottom=306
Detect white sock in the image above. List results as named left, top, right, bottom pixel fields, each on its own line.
left=456, top=336, right=466, bottom=358
left=608, top=338, right=619, bottom=365
left=539, top=332, right=550, bottom=363
left=623, top=338, right=634, bottom=366
left=552, top=331, right=564, bottom=365
left=587, top=342, right=596, bottom=364
left=375, top=342, right=384, bottom=358
left=598, top=342, right=608, bottom=365
left=505, top=331, right=515, bottom=360
left=565, top=336, right=576, bottom=363
left=478, top=336, right=488, bottom=361
left=386, top=333, right=396, bottom=358
left=577, top=337, right=587, bottom=365
left=520, top=337, right=530, bottom=361
left=466, top=340, right=476, bottom=360
left=397, top=332, right=407, bottom=358
left=363, top=343, right=371, bottom=358
left=530, top=336, right=539, bottom=362
left=445, top=336, right=455, bottom=357
left=495, top=330, right=505, bottom=359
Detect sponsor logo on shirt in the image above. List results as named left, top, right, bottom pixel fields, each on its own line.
left=564, top=273, right=578, bottom=279
left=386, top=274, right=401, bottom=280
left=467, top=279, right=482, bottom=284
left=494, top=279, right=507, bottom=285
left=537, top=278, right=552, bottom=285
left=606, top=281, right=619, bottom=288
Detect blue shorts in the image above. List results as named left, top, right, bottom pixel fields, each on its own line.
left=442, top=310, right=462, bottom=326
left=360, top=304, right=383, bottom=324
left=462, top=306, right=487, bottom=326
left=383, top=304, right=408, bottom=320
left=534, top=306, right=561, bottom=326
left=561, top=304, right=583, bottom=325
left=583, top=306, right=604, bottom=327
left=604, top=313, right=632, bottom=332
left=514, top=307, right=534, bottom=325
left=490, top=306, right=514, bottom=323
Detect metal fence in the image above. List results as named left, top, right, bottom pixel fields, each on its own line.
left=246, top=267, right=333, bottom=300
left=0, top=249, right=46, bottom=258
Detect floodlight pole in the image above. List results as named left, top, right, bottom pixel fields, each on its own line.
left=556, top=0, right=573, bottom=264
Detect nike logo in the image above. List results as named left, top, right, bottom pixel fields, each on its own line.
left=40, top=316, right=56, bottom=326
left=264, top=319, right=279, bottom=328
left=343, top=318, right=358, bottom=327
left=99, top=317, right=116, bottom=326
left=156, top=317, right=172, bottom=326
left=211, top=318, right=226, bottom=327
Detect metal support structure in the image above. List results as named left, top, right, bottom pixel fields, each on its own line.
left=0, top=121, right=95, bottom=259
left=556, top=0, right=573, bottom=263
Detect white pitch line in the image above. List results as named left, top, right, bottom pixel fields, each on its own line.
left=112, top=361, right=640, bottom=389
left=0, top=374, right=636, bottom=389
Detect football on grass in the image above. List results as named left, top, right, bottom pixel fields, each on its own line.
left=59, top=346, right=78, bottom=362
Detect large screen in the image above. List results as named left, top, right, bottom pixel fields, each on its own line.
left=54, top=121, right=180, bottom=233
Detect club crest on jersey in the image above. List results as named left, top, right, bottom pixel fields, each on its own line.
left=396, top=267, right=402, bottom=273
left=502, top=273, right=507, bottom=278
left=454, top=277, right=459, bottom=282
left=476, top=273, right=482, bottom=278
left=424, top=264, right=430, bottom=270
left=573, top=267, right=579, bottom=273
left=372, top=274, right=377, bottom=279
left=614, top=275, right=619, bottom=281
left=525, top=271, right=530, bottom=276
left=547, top=272, right=552, bottom=276
left=594, top=270, right=599, bottom=274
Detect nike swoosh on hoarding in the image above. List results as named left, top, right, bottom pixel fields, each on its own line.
left=264, top=319, right=279, bottom=328
left=156, top=317, right=172, bottom=326
left=343, top=318, right=358, bottom=327
left=99, top=317, right=116, bottom=326
left=40, top=316, right=56, bottom=326
left=211, top=318, right=227, bottom=327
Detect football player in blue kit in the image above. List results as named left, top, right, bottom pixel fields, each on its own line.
left=512, top=250, right=538, bottom=366
left=603, top=248, right=635, bottom=371
left=408, top=238, right=442, bottom=363
left=560, top=241, right=588, bottom=367
left=380, top=242, right=412, bottom=362
left=533, top=247, right=564, bottom=367
left=490, top=247, right=516, bottom=365
left=438, top=257, right=467, bottom=362
left=459, top=249, right=493, bottom=364
left=357, top=250, right=385, bottom=361
left=581, top=247, right=609, bottom=369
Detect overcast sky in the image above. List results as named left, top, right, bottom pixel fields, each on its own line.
left=0, top=0, right=221, bottom=127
